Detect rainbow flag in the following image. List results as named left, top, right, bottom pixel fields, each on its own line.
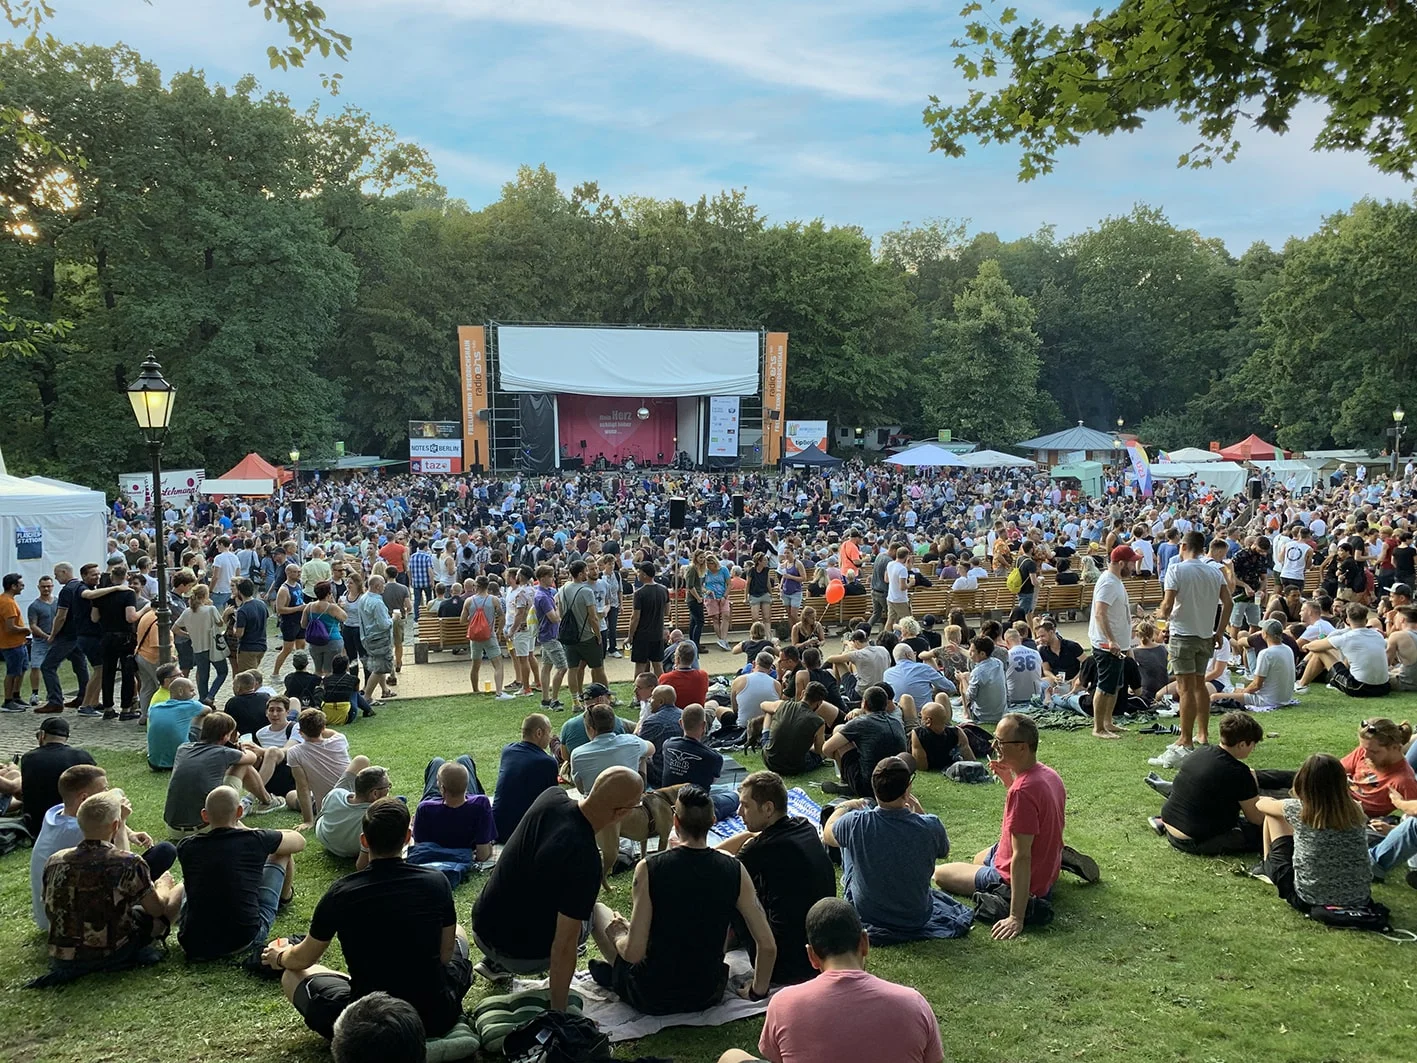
left=1126, top=442, right=1153, bottom=498
left=1157, top=450, right=1171, bottom=463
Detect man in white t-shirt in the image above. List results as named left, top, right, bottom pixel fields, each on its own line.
left=825, top=632, right=891, bottom=691
left=208, top=537, right=241, bottom=610
left=1087, top=545, right=1136, bottom=741
left=315, top=763, right=390, bottom=867
left=1216, top=619, right=1295, bottom=709
left=1152, top=532, right=1230, bottom=768
left=1295, top=603, right=1392, bottom=696
left=1295, top=600, right=1334, bottom=651
left=885, top=548, right=913, bottom=626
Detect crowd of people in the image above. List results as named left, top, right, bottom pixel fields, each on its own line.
left=2, top=453, right=1415, bottom=1062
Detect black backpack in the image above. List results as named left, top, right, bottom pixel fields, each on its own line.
left=557, top=585, right=587, bottom=645
left=503, top=1012, right=612, bottom=1063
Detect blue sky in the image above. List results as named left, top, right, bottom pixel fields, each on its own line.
left=21, top=0, right=1414, bottom=251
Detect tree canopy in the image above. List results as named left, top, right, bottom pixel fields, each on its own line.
left=927, top=1, right=1417, bottom=180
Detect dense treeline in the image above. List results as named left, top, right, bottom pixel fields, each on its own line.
left=0, top=43, right=1413, bottom=486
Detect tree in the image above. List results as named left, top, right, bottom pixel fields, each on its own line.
left=919, top=259, right=1041, bottom=444
left=927, top=1, right=1417, bottom=180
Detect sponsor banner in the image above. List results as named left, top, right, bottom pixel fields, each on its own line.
left=409, top=420, right=461, bottom=439
left=457, top=325, right=490, bottom=470
left=409, top=438, right=463, bottom=458
left=707, top=396, right=740, bottom=457
left=763, top=332, right=788, bottom=464
left=412, top=457, right=453, bottom=474
left=120, top=469, right=206, bottom=508
left=784, top=420, right=829, bottom=455
left=16, top=525, right=42, bottom=560
left=409, top=434, right=463, bottom=473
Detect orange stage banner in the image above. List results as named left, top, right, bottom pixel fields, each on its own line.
left=458, top=325, right=490, bottom=471
left=763, top=331, right=788, bottom=465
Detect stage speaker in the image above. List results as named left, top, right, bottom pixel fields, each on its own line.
left=476, top=408, right=491, bottom=422
left=580, top=439, right=587, bottom=451
left=668, top=497, right=687, bottom=530
left=1248, top=478, right=1262, bottom=501
left=732, top=494, right=745, bottom=519
left=291, top=498, right=307, bottom=524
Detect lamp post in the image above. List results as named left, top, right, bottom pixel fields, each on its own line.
left=289, top=448, right=303, bottom=562
left=1391, top=406, right=1406, bottom=476
left=289, top=448, right=300, bottom=494
left=127, top=355, right=176, bottom=666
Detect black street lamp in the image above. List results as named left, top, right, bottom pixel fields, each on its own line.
left=127, top=354, right=176, bottom=665
left=1392, top=406, right=1406, bottom=476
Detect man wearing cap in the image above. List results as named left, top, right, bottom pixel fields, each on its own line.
left=823, top=754, right=972, bottom=944
left=556, top=683, right=627, bottom=765
left=19, top=717, right=96, bottom=837
left=840, top=529, right=863, bottom=580
left=1213, top=619, right=1295, bottom=710
left=1088, top=545, right=1137, bottom=740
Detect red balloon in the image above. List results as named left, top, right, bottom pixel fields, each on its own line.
left=824, top=580, right=846, bottom=605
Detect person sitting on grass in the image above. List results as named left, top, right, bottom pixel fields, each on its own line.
left=29, top=765, right=122, bottom=931
left=331, top=992, right=427, bottom=1063
left=164, top=712, right=286, bottom=830
left=635, top=685, right=683, bottom=787
left=223, top=669, right=272, bottom=739
left=823, top=754, right=972, bottom=944
left=1252, top=753, right=1374, bottom=912
left=321, top=654, right=376, bottom=721
left=176, top=785, right=306, bottom=963
left=588, top=784, right=777, bottom=1014
left=286, top=708, right=361, bottom=829
left=317, top=764, right=392, bottom=870
left=910, top=700, right=976, bottom=772
left=661, top=705, right=740, bottom=820
left=1339, top=717, right=1417, bottom=819
left=822, top=685, right=906, bottom=798
left=148, top=661, right=181, bottom=709
left=284, top=651, right=320, bottom=706
left=491, top=713, right=559, bottom=845
left=412, top=757, right=495, bottom=861
left=41, top=789, right=185, bottom=981
left=960, top=636, right=1007, bottom=725
left=1295, top=603, right=1392, bottom=697
left=719, top=898, right=943, bottom=1063
left=758, top=682, right=835, bottom=777
left=1211, top=619, right=1296, bottom=710
left=557, top=683, right=625, bottom=766
left=716, top=770, right=837, bottom=987
left=933, top=714, right=1099, bottom=940
left=263, top=798, right=474, bottom=1041
left=146, top=677, right=207, bottom=771
left=569, top=704, right=653, bottom=792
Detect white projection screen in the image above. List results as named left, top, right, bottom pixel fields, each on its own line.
left=496, top=326, right=759, bottom=397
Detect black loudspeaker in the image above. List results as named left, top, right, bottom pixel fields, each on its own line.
left=291, top=498, right=307, bottom=524
left=668, top=497, right=687, bottom=530
left=1248, top=478, right=1262, bottom=501
left=732, top=494, right=745, bottom=519
left=580, top=440, right=587, bottom=450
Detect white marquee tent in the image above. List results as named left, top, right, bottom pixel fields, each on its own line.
left=1151, top=460, right=1249, bottom=498
left=885, top=443, right=968, bottom=468
left=1162, top=447, right=1222, bottom=463
left=957, top=450, right=1036, bottom=469
left=0, top=473, right=108, bottom=615
left=1255, top=459, right=1317, bottom=491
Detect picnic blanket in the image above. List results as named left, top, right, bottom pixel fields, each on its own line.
left=709, top=786, right=823, bottom=843
left=516, top=950, right=767, bottom=1044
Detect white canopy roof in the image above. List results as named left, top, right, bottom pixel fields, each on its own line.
left=885, top=443, right=968, bottom=468
left=1161, top=447, right=1222, bottom=463
left=1153, top=460, right=1248, bottom=497
left=0, top=474, right=108, bottom=615
left=957, top=450, right=1036, bottom=468
left=200, top=478, right=274, bottom=496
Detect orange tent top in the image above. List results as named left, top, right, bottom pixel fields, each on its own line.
left=217, top=453, right=293, bottom=485
left=1218, top=434, right=1286, bottom=461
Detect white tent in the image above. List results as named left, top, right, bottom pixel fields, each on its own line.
left=1161, top=447, right=1222, bottom=463
left=0, top=474, right=108, bottom=615
left=885, top=443, right=968, bottom=467
left=1153, top=460, right=1248, bottom=498
left=957, top=450, right=1035, bottom=469
left=1256, top=459, right=1317, bottom=491
left=200, top=478, right=274, bottom=496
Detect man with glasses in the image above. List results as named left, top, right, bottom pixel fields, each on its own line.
left=315, top=764, right=393, bottom=869
left=933, top=713, right=1097, bottom=939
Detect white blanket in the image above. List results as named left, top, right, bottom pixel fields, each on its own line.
left=516, top=949, right=768, bottom=1043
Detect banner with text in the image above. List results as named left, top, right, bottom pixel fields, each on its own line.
left=762, top=332, right=788, bottom=464
left=707, top=396, right=740, bottom=458
left=457, top=325, right=490, bottom=471
left=784, top=420, right=829, bottom=455
left=120, top=469, right=206, bottom=508
left=409, top=421, right=463, bottom=474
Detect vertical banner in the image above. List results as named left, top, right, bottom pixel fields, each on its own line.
left=707, top=396, right=740, bottom=457
left=762, top=331, right=788, bottom=465
left=458, top=325, right=490, bottom=471
left=1126, top=442, right=1153, bottom=498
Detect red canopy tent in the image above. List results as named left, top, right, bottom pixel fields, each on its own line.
left=1219, top=434, right=1287, bottom=461
left=204, top=453, right=293, bottom=497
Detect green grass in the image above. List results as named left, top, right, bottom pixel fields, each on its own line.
left=4, top=687, right=1417, bottom=1063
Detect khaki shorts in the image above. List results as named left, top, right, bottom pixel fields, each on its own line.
left=511, top=630, right=535, bottom=656
left=1167, top=634, right=1213, bottom=676
left=887, top=600, right=912, bottom=626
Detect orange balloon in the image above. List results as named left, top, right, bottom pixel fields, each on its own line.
left=824, top=579, right=845, bottom=605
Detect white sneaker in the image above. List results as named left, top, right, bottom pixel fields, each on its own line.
left=250, top=797, right=288, bottom=815
left=495, top=692, right=516, bottom=700
left=1147, top=744, right=1193, bottom=769
left=1294, top=684, right=1307, bottom=694
left=611, top=651, right=623, bottom=658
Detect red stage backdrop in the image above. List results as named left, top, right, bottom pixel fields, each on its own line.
left=559, top=396, right=677, bottom=465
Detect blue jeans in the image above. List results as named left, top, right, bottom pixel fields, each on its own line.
left=1370, top=815, right=1417, bottom=876
left=413, top=585, right=430, bottom=618
left=196, top=651, right=228, bottom=703
left=687, top=600, right=704, bottom=647
left=603, top=607, right=619, bottom=654
left=40, top=635, right=89, bottom=706
left=423, top=755, right=483, bottom=800
left=709, top=786, right=740, bottom=821
left=1407, top=743, right=1417, bottom=773
left=211, top=592, right=231, bottom=611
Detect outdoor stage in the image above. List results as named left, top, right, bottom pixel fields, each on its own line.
left=454, top=323, right=790, bottom=473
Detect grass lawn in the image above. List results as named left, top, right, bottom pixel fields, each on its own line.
left=4, top=685, right=1417, bottom=1063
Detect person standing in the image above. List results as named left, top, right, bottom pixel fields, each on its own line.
left=0, top=573, right=32, bottom=712
left=37, top=562, right=92, bottom=713
left=272, top=565, right=307, bottom=680
left=208, top=537, right=241, bottom=611
left=885, top=547, right=913, bottom=627
left=406, top=541, right=435, bottom=620
left=357, top=576, right=397, bottom=705
left=531, top=564, right=568, bottom=711
left=628, top=562, right=669, bottom=678
left=230, top=580, right=270, bottom=676
left=24, top=574, right=57, bottom=708
left=80, top=567, right=138, bottom=720
left=1151, top=531, right=1230, bottom=768
left=1087, top=546, right=1138, bottom=740
left=558, top=560, right=607, bottom=706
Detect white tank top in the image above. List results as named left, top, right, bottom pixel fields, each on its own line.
left=736, top=670, right=779, bottom=726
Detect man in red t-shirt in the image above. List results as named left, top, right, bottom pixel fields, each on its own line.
left=377, top=533, right=408, bottom=573
left=660, top=642, right=709, bottom=708
left=932, top=713, right=1097, bottom=939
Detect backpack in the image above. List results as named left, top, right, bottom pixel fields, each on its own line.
left=502, top=1011, right=612, bottom=1063
left=557, top=585, right=585, bottom=645
left=467, top=596, right=494, bottom=642
left=972, top=880, right=1054, bottom=928
left=1006, top=562, right=1024, bottom=594
left=305, top=611, right=332, bottom=647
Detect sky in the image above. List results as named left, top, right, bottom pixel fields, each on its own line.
left=16, top=0, right=1415, bottom=252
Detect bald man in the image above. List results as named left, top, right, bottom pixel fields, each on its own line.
left=412, top=757, right=495, bottom=861
left=472, top=766, right=644, bottom=1011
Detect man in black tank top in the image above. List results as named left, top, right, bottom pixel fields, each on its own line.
left=588, top=785, right=777, bottom=1014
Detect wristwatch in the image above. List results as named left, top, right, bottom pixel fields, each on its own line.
left=747, top=986, right=767, bottom=1002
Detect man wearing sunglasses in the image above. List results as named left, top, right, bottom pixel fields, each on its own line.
left=933, top=713, right=1097, bottom=939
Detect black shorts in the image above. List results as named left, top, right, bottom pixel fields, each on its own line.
left=611, top=955, right=726, bottom=1016
left=565, top=638, right=604, bottom=669
left=77, top=635, right=103, bottom=666
left=293, top=938, right=472, bottom=1039
left=1093, top=649, right=1126, bottom=695
left=840, top=748, right=871, bottom=799
left=1262, top=835, right=1310, bottom=912
left=279, top=617, right=304, bottom=643
left=631, top=639, right=664, bottom=665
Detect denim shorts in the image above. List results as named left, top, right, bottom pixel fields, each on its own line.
left=973, top=843, right=1005, bottom=892
left=781, top=593, right=803, bottom=609
left=2, top=645, right=28, bottom=676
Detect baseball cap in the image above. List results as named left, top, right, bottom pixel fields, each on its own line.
left=1110, top=545, right=1141, bottom=563
left=38, top=717, right=70, bottom=737
left=871, top=754, right=918, bottom=802
left=1260, top=619, right=1283, bottom=639
left=1393, top=584, right=1413, bottom=599
left=583, top=682, right=611, bottom=700
left=292, top=651, right=310, bottom=668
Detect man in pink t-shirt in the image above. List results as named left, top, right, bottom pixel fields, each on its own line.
left=717, top=897, right=942, bottom=1063
left=932, top=713, right=1098, bottom=939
